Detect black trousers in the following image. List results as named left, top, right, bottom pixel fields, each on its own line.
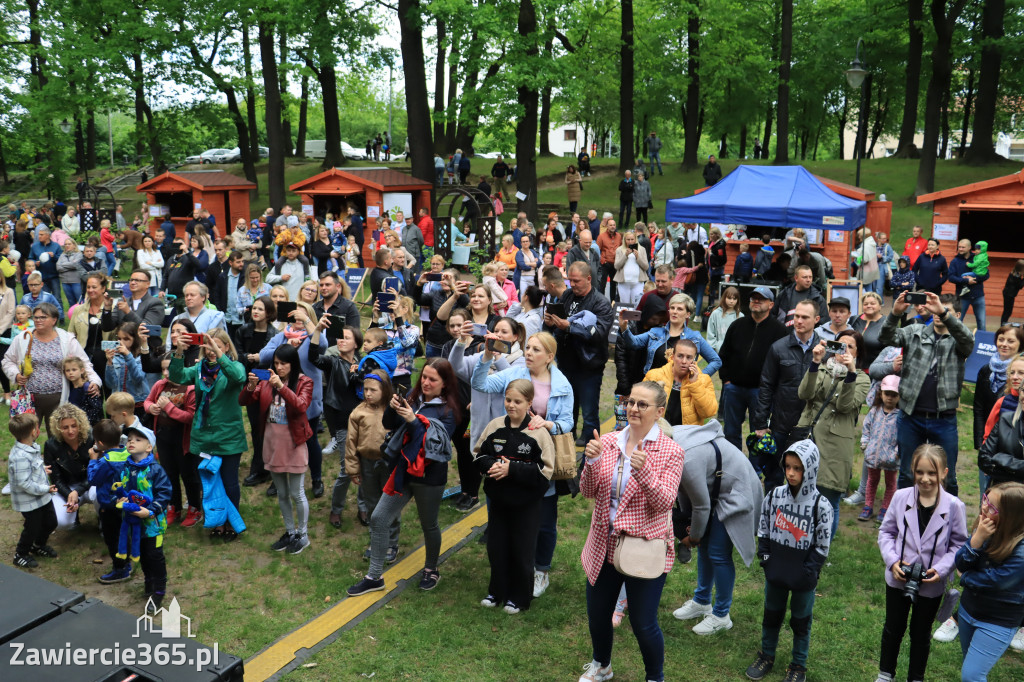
left=98, top=507, right=128, bottom=570
left=17, top=503, right=57, bottom=556
left=488, top=497, right=542, bottom=609
left=1002, top=292, right=1018, bottom=326
left=453, top=414, right=479, bottom=498
left=598, top=262, right=618, bottom=304
left=879, top=584, right=942, bottom=680
left=635, top=207, right=649, bottom=225
left=246, top=403, right=266, bottom=477
left=158, top=433, right=201, bottom=511
left=618, top=201, right=633, bottom=231
left=140, top=535, right=168, bottom=594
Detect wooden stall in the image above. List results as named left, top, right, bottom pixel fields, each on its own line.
left=290, top=168, right=433, bottom=265
left=917, top=169, right=1024, bottom=323
left=136, top=170, right=256, bottom=239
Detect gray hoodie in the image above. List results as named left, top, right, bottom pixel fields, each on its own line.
left=673, top=421, right=763, bottom=566
left=756, top=439, right=832, bottom=591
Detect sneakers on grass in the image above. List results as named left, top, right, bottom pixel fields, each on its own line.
left=30, top=544, right=58, bottom=559
left=481, top=594, right=499, bottom=608
left=98, top=566, right=132, bottom=584
left=322, top=436, right=339, bottom=454
left=503, top=601, right=520, bottom=615
left=1010, top=626, right=1024, bottom=651
left=782, top=664, right=806, bottom=682
left=858, top=506, right=874, bottom=522
left=692, top=612, right=733, bottom=635
left=843, top=490, right=865, bottom=506
left=745, top=651, right=774, bottom=680
left=578, top=660, right=613, bottom=682
left=533, top=570, right=549, bottom=597
left=419, top=569, right=440, bottom=591
left=347, top=576, right=385, bottom=596
left=13, top=553, right=38, bottom=569
left=287, top=534, right=310, bottom=555
left=933, top=617, right=959, bottom=642
left=271, top=532, right=293, bottom=552
left=673, top=599, right=712, bottom=621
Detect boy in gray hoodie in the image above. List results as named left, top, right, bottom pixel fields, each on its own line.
left=746, top=439, right=832, bottom=682
left=9, top=413, right=59, bottom=568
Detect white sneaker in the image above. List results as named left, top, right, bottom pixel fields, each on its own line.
left=480, top=595, right=498, bottom=608
left=322, top=436, right=338, bottom=454
left=933, top=617, right=959, bottom=642
left=673, top=599, right=712, bottom=621
left=1010, top=627, right=1024, bottom=651
left=1, top=482, right=10, bottom=495
left=503, top=602, right=521, bottom=615
left=578, top=660, right=613, bottom=682
left=533, top=570, right=549, bottom=598
left=692, top=612, right=733, bottom=635
left=843, top=491, right=865, bottom=506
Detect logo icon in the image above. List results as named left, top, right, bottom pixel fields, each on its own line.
left=135, top=597, right=196, bottom=639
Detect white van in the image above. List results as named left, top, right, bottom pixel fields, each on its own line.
left=302, top=140, right=327, bottom=159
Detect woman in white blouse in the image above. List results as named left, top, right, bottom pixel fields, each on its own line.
left=135, top=234, right=164, bottom=295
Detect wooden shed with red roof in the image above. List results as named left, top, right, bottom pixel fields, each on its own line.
left=290, top=168, right=433, bottom=264
left=136, top=170, right=257, bottom=239
left=917, top=169, right=1024, bottom=323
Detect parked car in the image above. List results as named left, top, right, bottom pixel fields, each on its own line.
left=341, top=141, right=366, bottom=160
left=198, top=148, right=233, bottom=164
left=184, top=152, right=203, bottom=164
left=258, top=146, right=269, bottom=159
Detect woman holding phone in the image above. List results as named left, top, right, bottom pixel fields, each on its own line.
left=236, top=263, right=271, bottom=320
left=435, top=276, right=499, bottom=352
left=69, top=272, right=115, bottom=377
left=347, top=358, right=461, bottom=596
left=236, top=296, right=277, bottom=487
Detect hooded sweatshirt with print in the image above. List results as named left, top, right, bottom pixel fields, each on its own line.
left=756, top=439, right=833, bottom=591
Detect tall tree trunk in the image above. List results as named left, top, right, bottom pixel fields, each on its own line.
left=762, top=106, right=773, bottom=159
left=939, top=82, right=951, bottom=160
left=539, top=87, right=553, bottom=156
left=958, top=68, right=975, bottom=158
left=719, top=133, right=727, bottom=158
left=963, top=0, right=1005, bottom=163
left=618, top=0, right=634, bottom=173
left=279, top=31, right=293, bottom=158
left=73, top=116, right=86, bottom=172
left=739, top=124, right=747, bottom=159
left=132, top=54, right=146, bottom=161
left=894, top=0, right=924, bottom=157
left=86, top=111, right=97, bottom=170
left=318, top=64, right=346, bottom=168
left=915, top=0, right=968, bottom=197
left=444, top=33, right=461, bottom=150
left=516, top=0, right=539, bottom=221
left=0, top=132, right=8, bottom=184
left=812, top=112, right=824, bottom=160
left=774, top=0, right=792, bottom=164
left=295, top=74, right=309, bottom=158
left=681, top=5, right=701, bottom=170
left=242, top=22, right=259, bottom=157
left=223, top=89, right=258, bottom=195
left=398, top=0, right=435, bottom=183
left=433, top=18, right=447, bottom=152
left=259, top=21, right=286, bottom=210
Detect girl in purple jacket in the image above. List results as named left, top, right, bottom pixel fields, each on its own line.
left=876, top=444, right=968, bottom=682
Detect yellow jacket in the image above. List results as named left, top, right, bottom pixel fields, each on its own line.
left=643, top=362, right=718, bottom=426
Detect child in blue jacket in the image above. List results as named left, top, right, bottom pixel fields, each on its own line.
left=86, top=419, right=132, bottom=584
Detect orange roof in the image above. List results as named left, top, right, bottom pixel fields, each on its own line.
left=290, top=167, right=433, bottom=193
left=136, top=170, right=256, bottom=192
left=916, top=169, right=1024, bottom=204
left=814, top=176, right=876, bottom=201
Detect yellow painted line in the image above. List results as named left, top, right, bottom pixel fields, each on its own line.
left=245, top=505, right=488, bottom=681
left=246, top=415, right=615, bottom=680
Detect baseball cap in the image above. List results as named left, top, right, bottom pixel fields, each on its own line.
left=880, top=375, right=901, bottom=393
left=829, top=297, right=851, bottom=310
left=124, top=423, right=156, bottom=447
left=750, top=286, right=774, bottom=301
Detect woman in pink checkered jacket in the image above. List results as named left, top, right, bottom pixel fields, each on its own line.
left=577, top=380, right=685, bottom=682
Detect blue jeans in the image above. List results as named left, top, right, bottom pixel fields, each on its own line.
left=694, top=513, right=736, bottom=617
left=958, top=605, right=1017, bottom=681
left=761, top=582, right=816, bottom=669
left=566, top=368, right=602, bottom=441
left=424, top=342, right=445, bottom=359
left=960, top=295, right=986, bottom=332
left=722, top=383, right=759, bottom=449
left=648, top=153, right=662, bottom=177
left=686, top=283, right=705, bottom=319
left=105, top=251, right=117, bottom=276
left=535, top=491, right=558, bottom=572
left=817, top=486, right=842, bottom=539
left=897, top=412, right=959, bottom=497
left=43, top=277, right=60, bottom=299
left=61, top=282, right=81, bottom=307
left=586, top=560, right=667, bottom=681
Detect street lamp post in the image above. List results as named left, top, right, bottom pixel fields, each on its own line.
left=844, top=38, right=868, bottom=188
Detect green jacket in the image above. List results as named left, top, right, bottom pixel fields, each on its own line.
left=168, top=353, right=248, bottom=456
left=797, top=366, right=870, bottom=492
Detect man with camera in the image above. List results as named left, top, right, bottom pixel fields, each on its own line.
left=544, top=261, right=613, bottom=445
left=101, top=269, right=164, bottom=330
left=751, top=299, right=821, bottom=487
left=879, top=291, right=974, bottom=496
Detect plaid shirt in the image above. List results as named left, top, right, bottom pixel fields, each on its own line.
left=878, top=311, right=975, bottom=414
left=580, top=426, right=684, bottom=585
left=8, top=441, right=51, bottom=513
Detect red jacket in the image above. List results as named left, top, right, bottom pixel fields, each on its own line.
left=239, top=375, right=314, bottom=446
left=903, top=236, right=927, bottom=267
left=144, top=379, right=196, bottom=454
left=418, top=216, right=435, bottom=248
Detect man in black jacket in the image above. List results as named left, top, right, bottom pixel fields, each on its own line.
left=313, top=271, right=360, bottom=329
left=211, top=250, right=246, bottom=337
left=751, top=298, right=821, bottom=487
left=617, top=171, right=633, bottom=229
left=775, top=265, right=827, bottom=327
left=545, top=261, right=614, bottom=444
left=703, top=155, right=722, bottom=186
left=490, top=156, right=511, bottom=201
left=717, top=287, right=788, bottom=448
left=102, top=269, right=165, bottom=329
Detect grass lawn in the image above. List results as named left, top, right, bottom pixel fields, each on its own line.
left=2, top=348, right=1024, bottom=680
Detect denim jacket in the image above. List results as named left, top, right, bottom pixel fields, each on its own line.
left=956, top=538, right=1024, bottom=627
left=621, top=324, right=722, bottom=376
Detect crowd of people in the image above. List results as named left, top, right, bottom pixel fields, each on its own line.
left=2, top=196, right=1024, bottom=682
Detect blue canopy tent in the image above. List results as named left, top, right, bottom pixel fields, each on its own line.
left=664, top=165, right=867, bottom=231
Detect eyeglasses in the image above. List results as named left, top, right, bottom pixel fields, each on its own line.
left=129, top=278, right=148, bottom=283
left=624, top=398, right=660, bottom=412
left=32, top=315, right=50, bottom=321
left=982, top=493, right=999, bottom=517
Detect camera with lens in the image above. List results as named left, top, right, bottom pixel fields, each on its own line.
left=902, top=562, right=926, bottom=603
